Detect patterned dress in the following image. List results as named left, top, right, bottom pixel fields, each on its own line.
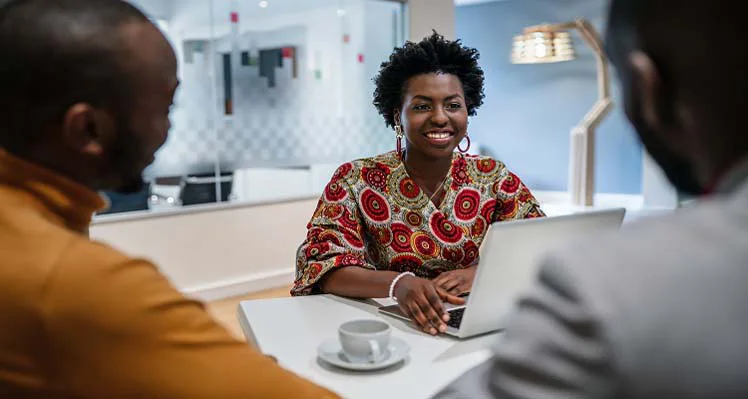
left=292, top=151, right=544, bottom=295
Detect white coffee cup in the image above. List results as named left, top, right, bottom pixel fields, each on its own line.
left=338, top=319, right=391, bottom=364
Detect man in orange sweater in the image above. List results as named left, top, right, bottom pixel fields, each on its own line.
left=0, top=0, right=337, bottom=397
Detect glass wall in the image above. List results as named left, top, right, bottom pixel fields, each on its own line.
left=98, top=0, right=406, bottom=216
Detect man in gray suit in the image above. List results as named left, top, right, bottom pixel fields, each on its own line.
left=436, top=0, right=748, bottom=397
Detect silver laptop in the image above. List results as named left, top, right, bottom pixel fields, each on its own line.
left=379, top=208, right=626, bottom=338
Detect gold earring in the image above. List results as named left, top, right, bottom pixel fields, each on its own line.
left=395, top=124, right=404, bottom=159
left=394, top=124, right=403, bottom=137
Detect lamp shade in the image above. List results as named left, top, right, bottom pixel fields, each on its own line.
left=511, top=30, right=575, bottom=64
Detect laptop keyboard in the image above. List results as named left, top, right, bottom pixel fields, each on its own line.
left=447, top=307, right=465, bottom=329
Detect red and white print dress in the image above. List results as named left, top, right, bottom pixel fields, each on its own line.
left=292, top=151, right=544, bottom=295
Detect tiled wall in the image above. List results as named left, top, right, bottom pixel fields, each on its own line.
left=145, top=1, right=401, bottom=179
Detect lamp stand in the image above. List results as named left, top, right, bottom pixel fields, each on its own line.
left=567, top=19, right=613, bottom=206
left=570, top=126, right=594, bottom=206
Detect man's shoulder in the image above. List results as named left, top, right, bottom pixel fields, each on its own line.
left=0, top=208, right=133, bottom=287
left=62, top=237, right=137, bottom=266
left=0, top=219, right=154, bottom=329
left=541, top=196, right=748, bottom=332
left=555, top=198, right=746, bottom=275
left=32, top=236, right=155, bottom=308
left=533, top=194, right=748, bottom=391
left=44, top=237, right=184, bottom=330
left=49, top=237, right=162, bottom=287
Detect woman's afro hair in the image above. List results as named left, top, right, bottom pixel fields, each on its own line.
left=373, top=31, right=485, bottom=127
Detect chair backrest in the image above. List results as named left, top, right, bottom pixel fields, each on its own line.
left=180, top=172, right=234, bottom=206
left=97, top=184, right=150, bottom=215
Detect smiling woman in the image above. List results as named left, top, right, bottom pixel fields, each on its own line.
left=293, top=32, right=545, bottom=336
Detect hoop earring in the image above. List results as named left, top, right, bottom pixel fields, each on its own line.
left=395, top=124, right=404, bottom=159
left=458, top=135, right=471, bottom=154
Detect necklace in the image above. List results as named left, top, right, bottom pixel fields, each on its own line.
left=403, top=161, right=451, bottom=206
left=425, top=174, right=449, bottom=204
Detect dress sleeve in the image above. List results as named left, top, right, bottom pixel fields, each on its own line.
left=493, top=170, right=545, bottom=222
left=292, top=164, right=376, bottom=296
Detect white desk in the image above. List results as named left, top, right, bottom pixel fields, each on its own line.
left=234, top=200, right=676, bottom=397
left=237, top=295, right=499, bottom=399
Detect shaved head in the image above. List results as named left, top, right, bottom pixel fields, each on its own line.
left=0, top=0, right=178, bottom=193
left=605, top=0, right=748, bottom=194
left=0, top=0, right=149, bottom=153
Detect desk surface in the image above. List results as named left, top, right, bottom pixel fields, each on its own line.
left=237, top=295, right=498, bottom=399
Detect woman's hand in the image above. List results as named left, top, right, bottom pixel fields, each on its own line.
left=394, top=275, right=465, bottom=335
left=433, top=266, right=477, bottom=296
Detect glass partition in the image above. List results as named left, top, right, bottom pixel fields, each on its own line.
left=98, top=0, right=407, bottom=216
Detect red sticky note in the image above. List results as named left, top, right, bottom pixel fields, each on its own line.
left=230, top=12, right=239, bottom=23
left=282, top=47, right=293, bottom=58
left=358, top=53, right=364, bottom=63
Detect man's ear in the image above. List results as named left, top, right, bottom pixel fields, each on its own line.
left=629, top=50, right=694, bottom=157
left=61, top=103, right=115, bottom=157
left=628, top=51, right=664, bottom=131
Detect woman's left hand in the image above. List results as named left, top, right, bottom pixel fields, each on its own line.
left=433, top=266, right=477, bottom=296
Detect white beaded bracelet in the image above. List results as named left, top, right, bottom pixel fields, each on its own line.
left=389, top=272, right=415, bottom=302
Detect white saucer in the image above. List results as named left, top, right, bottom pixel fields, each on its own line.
left=317, top=336, right=410, bottom=371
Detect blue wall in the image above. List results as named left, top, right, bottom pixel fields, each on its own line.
left=456, top=0, right=642, bottom=194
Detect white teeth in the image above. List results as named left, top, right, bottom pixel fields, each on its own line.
left=427, top=133, right=451, bottom=139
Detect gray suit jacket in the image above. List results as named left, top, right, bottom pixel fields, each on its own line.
left=436, top=170, right=748, bottom=398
